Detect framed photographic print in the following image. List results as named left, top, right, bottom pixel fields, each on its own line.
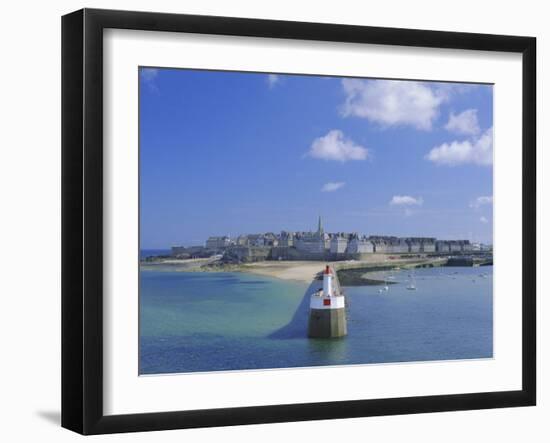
left=61, top=8, right=536, bottom=435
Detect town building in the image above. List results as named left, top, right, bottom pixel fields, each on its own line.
left=236, top=235, right=249, bottom=246
left=347, top=234, right=374, bottom=254
left=196, top=217, right=480, bottom=263
left=263, top=233, right=279, bottom=247
left=436, top=239, right=472, bottom=253
left=420, top=238, right=436, bottom=253
left=294, top=216, right=329, bottom=256
left=247, top=234, right=265, bottom=247
left=205, top=236, right=231, bottom=250
left=330, top=235, right=349, bottom=254
left=279, top=231, right=294, bottom=247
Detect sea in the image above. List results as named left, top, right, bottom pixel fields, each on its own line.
left=139, top=266, right=493, bottom=375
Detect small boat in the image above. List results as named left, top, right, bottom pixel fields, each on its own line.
left=406, top=273, right=417, bottom=290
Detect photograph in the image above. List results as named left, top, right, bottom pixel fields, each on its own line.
left=138, top=67, right=494, bottom=375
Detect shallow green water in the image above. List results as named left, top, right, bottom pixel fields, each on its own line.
left=139, top=267, right=493, bottom=374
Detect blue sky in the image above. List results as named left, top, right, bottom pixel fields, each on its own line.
left=140, top=68, right=493, bottom=249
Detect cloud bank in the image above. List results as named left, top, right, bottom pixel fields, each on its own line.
left=340, top=79, right=446, bottom=130
left=426, top=127, right=493, bottom=166
left=445, top=109, right=480, bottom=135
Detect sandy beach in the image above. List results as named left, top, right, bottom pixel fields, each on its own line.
left=241, top=255, right=450, bottom=282
left=237, top=256, right=394, bottom=282
left=140, top=254, right=447, bottom=284
left=140, top=258, right=327, bottom=282
left=239, top=261, right=329, bottom=283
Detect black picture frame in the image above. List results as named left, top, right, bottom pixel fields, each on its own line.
left=62, top=8, right=536, bottom=435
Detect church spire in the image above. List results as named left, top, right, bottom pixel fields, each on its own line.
left=317, top=215, right=324, bottom=235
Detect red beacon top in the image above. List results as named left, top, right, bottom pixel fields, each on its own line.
left=325, top=265, right=331, bottom=275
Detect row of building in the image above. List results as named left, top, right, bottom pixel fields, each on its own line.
left=172, top=217, right=486, bottom=262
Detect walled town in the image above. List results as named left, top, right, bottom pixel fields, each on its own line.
left=168, top=217, right=492, bottom=264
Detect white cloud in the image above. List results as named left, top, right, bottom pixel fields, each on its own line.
left=435, top=83, right=480, bottom=96
left=321, top=182, right=346, bottom=192
left=470, top=196, right=493, bottom=209
left=445, top=109, right=481, bottom=135
left=389, top=195, right=423, bottom=206
left=426, top=126, right=493, bottom=166
left=340, top=79, right=446, bottom=130
left=307, top=130, right=368, bottom=162
left=141, top=68, right=158, bottom=81
left=480, top=216, right=489, bottom=224
left=140, top=68, right=159, bottom=91
left=267, top=74, right=279, bottom=88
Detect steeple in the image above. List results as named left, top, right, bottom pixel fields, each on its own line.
left=317, top=215, right=324, bottom=235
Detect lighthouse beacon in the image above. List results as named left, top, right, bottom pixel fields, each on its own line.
left=308, top=265, right=347, bottom=338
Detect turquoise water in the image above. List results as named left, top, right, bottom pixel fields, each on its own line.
left=139, top=267, right=493, bottom=374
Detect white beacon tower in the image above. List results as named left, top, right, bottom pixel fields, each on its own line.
left=308, top=265, right=347, bottom=338
left=323, top=265, right=333, bottom=297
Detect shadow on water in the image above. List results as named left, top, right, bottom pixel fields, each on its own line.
left=268, top=280, right=322, bottom=339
